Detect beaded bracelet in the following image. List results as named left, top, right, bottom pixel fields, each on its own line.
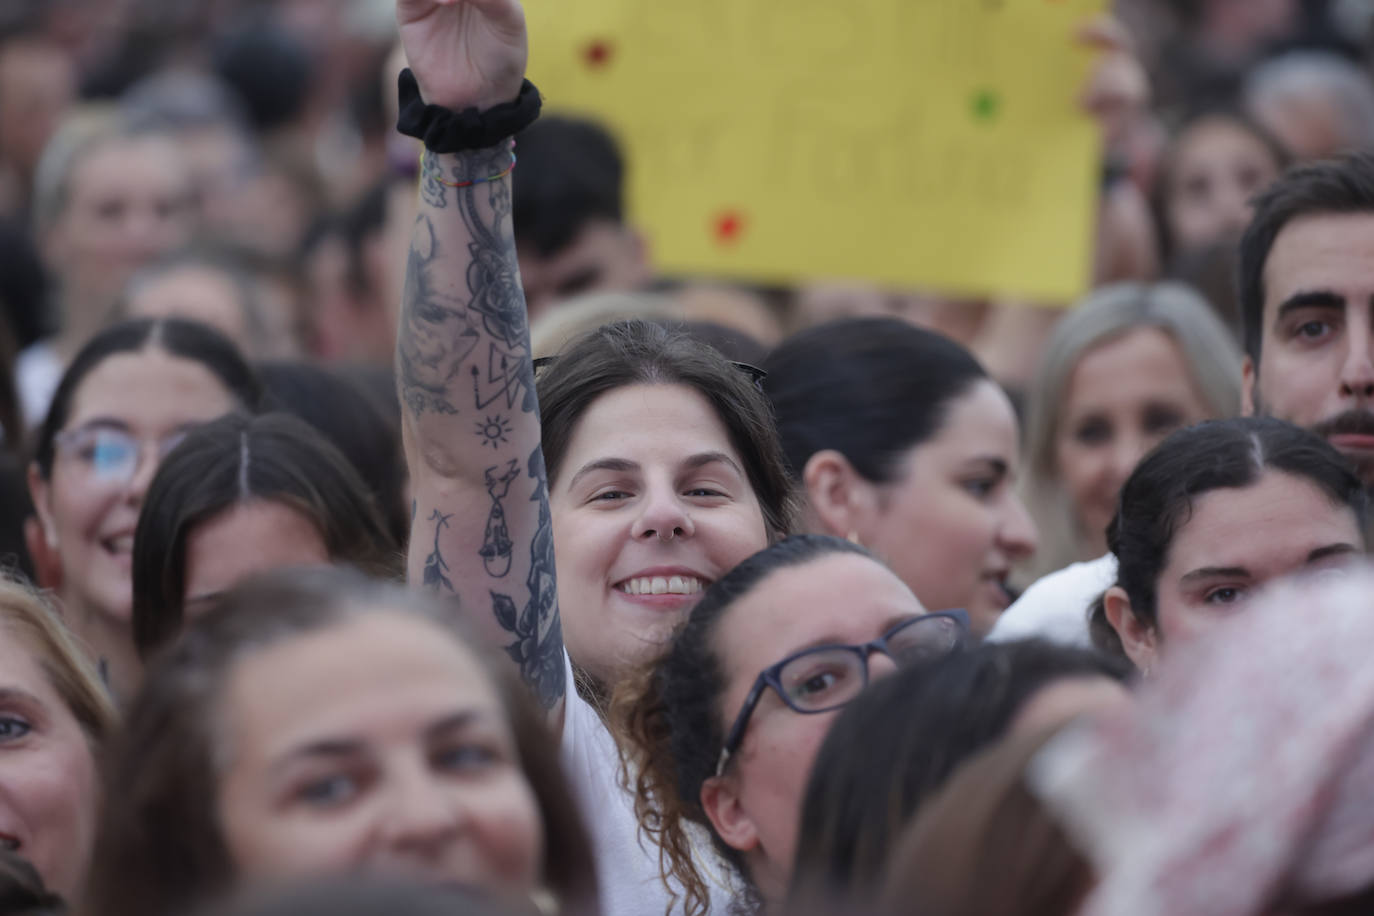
left=421, top=145, right=517, bottom=188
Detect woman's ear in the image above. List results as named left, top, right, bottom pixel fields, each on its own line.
left=1103, top=585, right=1159, bottom=675
left=700, top=775, right=759, bottom=856
left=27, top=462, right=57, bottom=550
left=26, top=463, right=63, bottom=591
left=801, top=450, right=879, bottom=542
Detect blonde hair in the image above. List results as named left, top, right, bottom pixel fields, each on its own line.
left=0, top=578, right=116, bottom=746
left=1020, top=283, right=1242, bottom=582
left=31, top=105, right=179, bottom=240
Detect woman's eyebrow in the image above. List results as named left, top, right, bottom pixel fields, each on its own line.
left=681, top=451, right=744, bottom=476
left=567, top=457, right=640, bottom=491
left=1179, top=565, right=1251, bottom=585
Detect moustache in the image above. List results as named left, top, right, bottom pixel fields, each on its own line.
left=1312, top=410, right=1374, bottom=439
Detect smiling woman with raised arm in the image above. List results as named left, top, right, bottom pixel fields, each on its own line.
left=394, top=3, right=797, bottom=913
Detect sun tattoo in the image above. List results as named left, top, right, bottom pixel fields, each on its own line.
left=475, top=414, right=513, bottom=449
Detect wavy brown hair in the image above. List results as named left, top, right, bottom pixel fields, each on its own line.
left=612, top=535, right=874, bottom=916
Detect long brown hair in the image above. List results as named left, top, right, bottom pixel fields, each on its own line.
left=82, top=568, right=597, bottom=916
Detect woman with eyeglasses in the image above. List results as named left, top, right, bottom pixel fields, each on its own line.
left=394, top=4, right=969, bottom=914
left=27, top=317, right=261, bottom=698
left=612, top=535, right=967, bottom=914
left=761, top=318, right=1040, bottom=638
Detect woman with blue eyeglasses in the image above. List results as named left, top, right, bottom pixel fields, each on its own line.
left=27, top=317, right=261, bottom=698
left=613, top=535, right=969, bottom=915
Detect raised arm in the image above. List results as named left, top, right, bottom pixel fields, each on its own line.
left=395, top=0, right=564, bottom=722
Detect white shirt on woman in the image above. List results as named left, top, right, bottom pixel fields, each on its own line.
left=559, top=651, right=738, bottom=916
left=988, top=554, right=1117, bottom=648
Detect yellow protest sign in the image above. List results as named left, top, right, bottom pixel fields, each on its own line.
left=526, top=0, right=1104, bottom=303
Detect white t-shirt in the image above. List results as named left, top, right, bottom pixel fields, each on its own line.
left=988, top=554, right=1118, bottom=648
left=17, top=341, right=62, bottom=428
left=559, top=652, right=738, bottom=916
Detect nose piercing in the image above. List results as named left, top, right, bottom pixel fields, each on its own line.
left=657, top=529, right=676, bottom=542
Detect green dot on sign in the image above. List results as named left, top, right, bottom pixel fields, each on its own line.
left=972, top=89, right=1001, bottom=122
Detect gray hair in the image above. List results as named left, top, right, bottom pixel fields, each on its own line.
left=1019, top=282, right=1243, bottom=581
left=1245, top=51, right=1374, bottom=153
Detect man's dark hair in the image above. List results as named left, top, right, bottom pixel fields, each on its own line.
left=1239, top=152, right=1374, bottom=367
left=513, top=115, right=625, bottom=257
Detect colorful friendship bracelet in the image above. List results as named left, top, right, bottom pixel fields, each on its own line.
left=420, top=144, right=517, bottom=189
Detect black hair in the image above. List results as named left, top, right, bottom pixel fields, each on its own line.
left=0, top=451, right=35, bottom=582
left=211, top=13, right=314, bottom=133
left=1089, top=417, right=1368, bottom=657
left=0, top=217, right=50, bottom=348
left=131, top=412, right=401, bottom=659
left=613, top=534, right=876, bottom=916
left=536, top=319, right=795, bottom=541
left=33, top=318, right=263, bottom=478
left=512, top=116, right=625, bottom=258
left=762, top=318, right=989, bottom=482
left=788, top=639, right=1130, bottom=910
left=257, top=361, right=408, bottom=545
left=338, top=179, right=389, bottom=298
left=1240, top=152, right=1374, bottom=367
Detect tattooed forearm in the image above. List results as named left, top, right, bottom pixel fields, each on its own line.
left=481, top=459, right=519, bottom=577
left=398, top=213, right=480, bottom=417
left=403, top=144, right=562, bottom=712
left=423, top=510, right=455, bottom=592
left=490, top=446, right=565, bottom=709
left=399, top=144, right=532, bottom=423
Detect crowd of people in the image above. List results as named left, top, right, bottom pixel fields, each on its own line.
left=6, top=0, right=1374, bottom=914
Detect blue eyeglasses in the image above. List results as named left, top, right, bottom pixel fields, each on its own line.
left=714, top=610, right=970, bottom=778
left=53, top=424, right=189, bottom=486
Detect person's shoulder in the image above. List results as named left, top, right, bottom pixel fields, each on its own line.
left=988, top=554, right=1118, bottom=647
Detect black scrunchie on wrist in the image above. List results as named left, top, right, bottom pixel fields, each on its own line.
left=396, top=68, right=542, bottom=153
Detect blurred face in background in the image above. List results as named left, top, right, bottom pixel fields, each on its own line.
left=1055, top=328, right=1212, bottom=555
left=29, top=346, right=238, bottom=698
left=517, top=220, right=651, bottom=322
left=1163, top=116, right=1282, bottom=256
left=0, top=37, right=76, bottom=181
left=44, top=135, right=196, bottom=321
left=126, top=265, right=257, bottom=356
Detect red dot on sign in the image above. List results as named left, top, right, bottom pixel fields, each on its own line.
left=584, top=40, right=613, bottom=68
left=714, top=212, right=745, bottom=245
